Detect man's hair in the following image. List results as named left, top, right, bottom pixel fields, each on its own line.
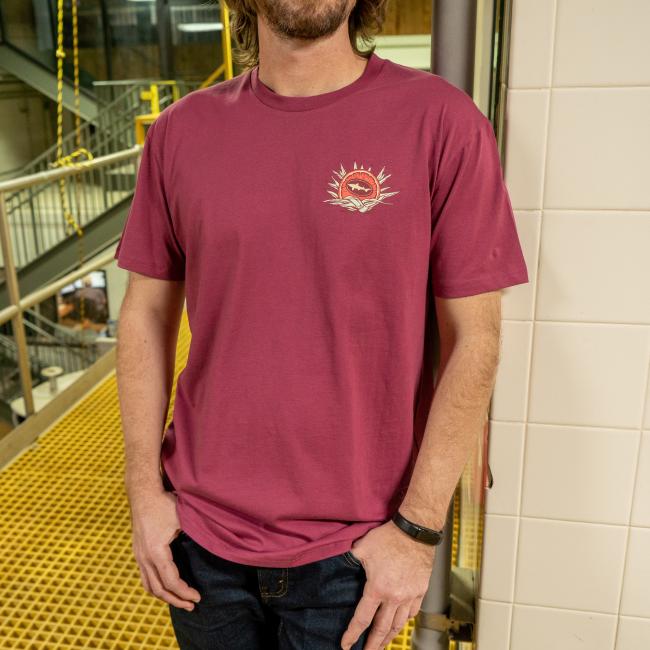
left=223, top=0, right=389, bottom=70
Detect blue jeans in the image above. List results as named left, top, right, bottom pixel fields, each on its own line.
left=168, top=530, right=370, bottom=649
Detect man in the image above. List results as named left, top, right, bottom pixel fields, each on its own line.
left=114, top=0, right=529, bottom=648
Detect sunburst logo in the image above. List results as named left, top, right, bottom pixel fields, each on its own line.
left=324, top=162, right=399, bottom=213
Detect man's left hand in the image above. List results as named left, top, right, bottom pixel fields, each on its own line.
left=339, top=519, right=436, bottom=650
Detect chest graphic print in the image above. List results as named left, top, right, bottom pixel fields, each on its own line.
left=324, top=162, right=399, bottom=213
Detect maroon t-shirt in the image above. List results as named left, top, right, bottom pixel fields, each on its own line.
left=115, top=51, right=529, bottom=567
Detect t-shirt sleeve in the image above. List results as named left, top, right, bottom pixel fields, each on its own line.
left=429, top=111, right=528, bottom=298
left=114, top=114, right=185, bottom=280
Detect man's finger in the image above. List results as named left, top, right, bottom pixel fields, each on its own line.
left=144, top=559, right=197, bottom=610
left=379, top=602, right=410, bottom=649
left=409, top=596, right=423, bottom=619
left=155, top=544, right=202, bottom=603
left=340, top=589, right=381, bottom=649
left=362, top=600, right=399, bottom=650
left=137, top=563, right=152, bottom=595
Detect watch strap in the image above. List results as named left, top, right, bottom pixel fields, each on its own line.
left=391, top=510, right=444, bottom=546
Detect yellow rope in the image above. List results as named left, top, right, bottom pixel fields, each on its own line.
left=51, top=0, right=93, bottom=329
left=50, top=148, right=94, bottom=169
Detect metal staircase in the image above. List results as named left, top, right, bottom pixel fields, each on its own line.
left=0, top=1, right=219, bottom=291
left=0, top=78, right=197, bottom=305
left=0, top=0, right=232, bottom=427
left=0, top=1, right=99, bottom=121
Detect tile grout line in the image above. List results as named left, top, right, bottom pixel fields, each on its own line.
left=508, top=0, right=557, bottom=645
left=502, top=319, right=650, bottom=327
left=481, top=512, right=650, bottom=531
left=614, top=338, right=650, bottom=646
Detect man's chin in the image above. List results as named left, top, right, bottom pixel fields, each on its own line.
left=258, top=0, right=352, bottom=41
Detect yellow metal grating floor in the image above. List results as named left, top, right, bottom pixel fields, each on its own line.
left=0, top=310, right=414, bottom=649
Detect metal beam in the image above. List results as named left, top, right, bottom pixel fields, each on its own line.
left=0, top=44, right=98, bottom=123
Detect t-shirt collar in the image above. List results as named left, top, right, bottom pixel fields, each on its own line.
left=250, top=51, right=385, bottom=112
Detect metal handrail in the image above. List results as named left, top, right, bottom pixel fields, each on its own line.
left=0, top=249, right=118, bottom=327
left=0, top=145, right=142, bottom=417
left=0, top=80, right=188, bottom=272
left=25, top=307, right=95, bottom=347
left=0, top=146, right=142, bottom=193
left=6, top=84, right=138, bottom=179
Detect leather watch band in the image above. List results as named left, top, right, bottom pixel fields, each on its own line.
left=391, top=510, right=444, bottom=546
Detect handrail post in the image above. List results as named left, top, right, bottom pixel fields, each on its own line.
left=0, top=191, right=35, bottom=416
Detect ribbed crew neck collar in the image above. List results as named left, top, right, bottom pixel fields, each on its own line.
left=250, top=51, right=385, bottom=112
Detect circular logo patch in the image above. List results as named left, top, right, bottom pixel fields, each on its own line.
left=324, top=162, right=399, bottom=213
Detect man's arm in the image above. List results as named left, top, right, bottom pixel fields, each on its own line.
left=115, top=271, right=200, bottom=610
left=340, top=289, right=502, bottom=650
left=117, top=272, right=183, bottom=495
left=398, top=289, right=502, bottom=530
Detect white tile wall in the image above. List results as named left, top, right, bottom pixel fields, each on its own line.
left=502, top=210, right=540, bottom=321
left=644, top=376, right=650, bottom=429
left=514, top=518, right=626, bottom=612
left=475, top=599, right=512, bottom=649
left=536, top=211, right=650, bottom=324
left=485, top=421, right=525, bottom=516
left=511, top=604, right=617, bottom=650
left=480, top=514, right=519, bottom=602
left=616, top=616, right=650, bottom=650
left=521, top=424, right=639, bottom=524
left=504, top=90, right=549, bottom=210
left=553, top=0, right=650, bottom=87
left=483, top=1, right=650, bottom=647
left=631, top=432, right=650, bottom=527
left=528, top=323, right=649, bottom=429
left=508, top=0, right=555, bottom=89
left=544, top=89, right=650, bottom=210
left=491, top=320, right=532, bottom=422
left=620, top=527, right=650, bottom=618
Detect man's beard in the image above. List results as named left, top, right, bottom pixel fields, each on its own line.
left=257, top=0, right=353, bottom=41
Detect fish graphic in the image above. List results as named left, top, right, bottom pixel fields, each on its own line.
left=347, top=182, right=371, bottom=193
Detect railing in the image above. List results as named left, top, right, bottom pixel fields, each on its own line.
left=22, top=309, right=101, bottom=371
left=0, top=332, right=44, bottom=402
left=2, top=150, right=136, bottom=269
left=0, top=314, right=99, bottom=405
left=2, top=79, right=198, bottom=270
left=0, top=145, right=142, bottom=417
left=9, top=82, right=156, bottom=179
left=24, top=307, right=99, bottom=352
left=93, top=79, right=198, bottom=107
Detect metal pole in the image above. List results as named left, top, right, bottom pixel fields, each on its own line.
left=157, top=0, right=174, bottom=79
left=411, top=502, right=453, bottom=650
left=432, top=0, right=477, bottom=94
left=412, top=3, right=480, bottom=649
left=99, top=0, right=114, bottom=81
left=0, top=192, right=35, bottom=416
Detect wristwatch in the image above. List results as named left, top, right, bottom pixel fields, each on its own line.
left=391, top=510, right=444, bottom=546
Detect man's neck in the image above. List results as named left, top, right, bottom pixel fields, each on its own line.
left=255, top=21, right=368, bottom=98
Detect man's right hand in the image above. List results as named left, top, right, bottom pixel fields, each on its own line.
left=128, top=487, right=202, bottom=611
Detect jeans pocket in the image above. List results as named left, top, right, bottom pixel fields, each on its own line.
left=342, top=549, right=363, bottom=569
